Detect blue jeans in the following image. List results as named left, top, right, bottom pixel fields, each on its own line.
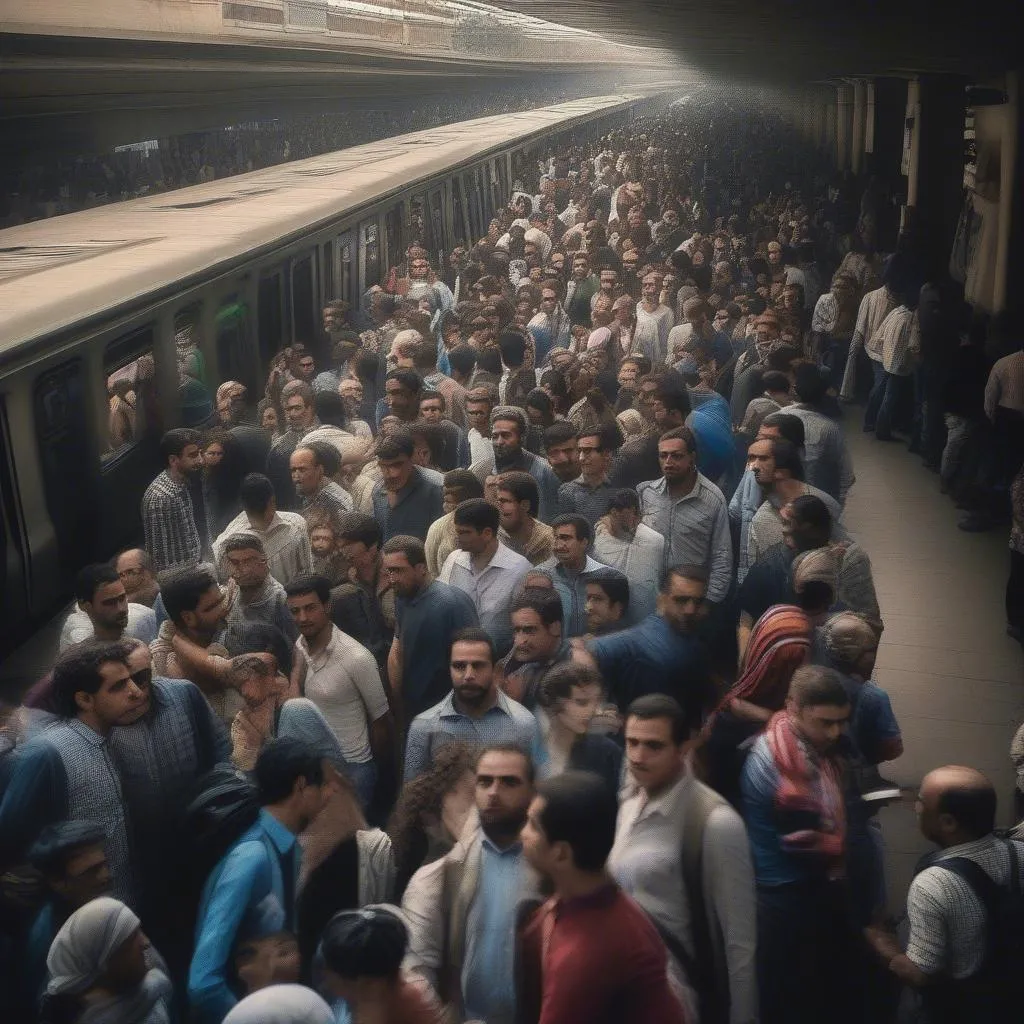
left=341, top=759, right=377, bottom=811
left=862, top=359, right=888, bottom=432
left=875, top=371, right=913, bottom=440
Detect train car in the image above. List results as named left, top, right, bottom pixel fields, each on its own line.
left=0, top=86, right=680, bottom=662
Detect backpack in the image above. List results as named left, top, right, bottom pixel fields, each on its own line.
left=184, top=764, right=262, bottom=878
left=928, top=837, right=1024, bottom=1023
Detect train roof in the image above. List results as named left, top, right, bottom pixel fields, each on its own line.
left=0, top=87, right=679, bottom=364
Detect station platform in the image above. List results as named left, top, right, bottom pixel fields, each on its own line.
left=841, top=422, right=1024, bottom=911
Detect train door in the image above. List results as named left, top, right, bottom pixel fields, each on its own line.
left=100, top=327, right=163, bottom=556
left=384, top=203, right=404, bottom=272
left=214, top=295, right=259, bottom=396
left=33, top=358, right=100, bottom=575
left=290, top=250, right=317, bottom=348
left=358, top=219, right=380, bottom=296
left=258, top=269, right=286, bottom=367
left=428, top=188, right=445, bottom=267
left=336, top=230, right=356, bottom=306
left=452, top=176, right=469, bottom=248
left=0, top=399, right=30, bottom=655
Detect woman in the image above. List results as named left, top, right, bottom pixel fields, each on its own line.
left=387, top=742, right=478, bottom=899
left=535, top=663, right=622, bottom=793
left=42, top=897, right=172, bottom=1024
left=700, top=605, right=811, bottom=808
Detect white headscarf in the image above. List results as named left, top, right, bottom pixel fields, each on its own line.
left=47, top=897, right=141, bottom=997
left=223, top=984, right=335, bottom=1024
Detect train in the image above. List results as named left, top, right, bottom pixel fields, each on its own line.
left=0, top=85, right=681, bottom=666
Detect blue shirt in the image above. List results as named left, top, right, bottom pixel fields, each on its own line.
left=371, top=466, right=445, bottom=542
left=537, top=555, right=626, bottom=638
left=463, top=837, right=527, bottom=1021
left=404, top=690, right=546, bottom=781
left=395, top=580, right=479, bottom=717
left=688, top=391, right=736, bottom=485
left=741, top=734, right=802, bottom=887
left=586, top=614, right=710, bottom=731
left=188, top=810, right=299, bottom=1024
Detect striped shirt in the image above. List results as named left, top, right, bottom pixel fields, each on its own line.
left=784, top=406, right=855, bottom=506
left=984, top=350, right=1024, bottom=420
left=841, top=286, right=896, bottom=400
left=142, top=470, right=202, bottom=573
left=212, top=510, right=313, bottom=587
left=877, top=306, right=920, bottom=376
left=746, top=484, right=848, bottom=570
left=302, top=479, right=354, bottom=530
left=907, top=834, right=1024, bottom=979
left=636, top=474, right=733, bottom=603
left=556, top=476, right=618, bottom=528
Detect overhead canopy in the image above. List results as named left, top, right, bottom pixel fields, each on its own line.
left=485, top=1, right=1017, bottom=81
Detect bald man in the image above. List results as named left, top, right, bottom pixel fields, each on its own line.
left=865, top=765, right=1024, bottom=1020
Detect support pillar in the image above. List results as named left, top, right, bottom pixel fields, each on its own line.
left=852, top=79, right=867, bottom=175
left=836, top=83, right=853, bottom=171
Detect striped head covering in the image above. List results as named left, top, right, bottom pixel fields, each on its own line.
left=703, top=604, right=811, bottom=735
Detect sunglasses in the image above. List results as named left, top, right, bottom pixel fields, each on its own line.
left=130, top=668, right=153, bottom=690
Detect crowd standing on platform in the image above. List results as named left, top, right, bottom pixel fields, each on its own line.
left=2, top=90, right=1024, bottom=1024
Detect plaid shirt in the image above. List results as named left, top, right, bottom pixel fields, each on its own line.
left=142, top=470, right=202, bottom=573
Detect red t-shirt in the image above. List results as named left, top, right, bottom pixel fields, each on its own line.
left=526, top=883, right=687, bottom=1024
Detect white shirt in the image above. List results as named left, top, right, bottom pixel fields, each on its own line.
left=592, top=522, right=665, bottom=622
left=212, top=510, right=312, bottom=586
left=297, top=625, right=390, bottom=764
left=467, top=427, right=494, bottom=467
left=59, top=603, right=158, bottom=652
left=440, top=542, right=532, bottom=650
left=609, top=771, right=759, bottom=1024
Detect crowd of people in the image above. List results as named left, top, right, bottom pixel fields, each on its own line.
left=2, top=91, right=1023, bottom=1024
left=2, top=82, right=590, bottom=228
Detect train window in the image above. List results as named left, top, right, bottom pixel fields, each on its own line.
left=408, top=195, right=429, bottom=252
left=429, top=191, right=445, bottom=260
left=34, top=360, right=98, bottom=573
left=322, top=241, right=334, bottom=302
left=337, top=231, right=355, bottom=303
left=259, top=270, right=285, bottom=367
left=360, top=220, right=379, bottom=291
left=215, top=297, right=257, bottom=394
left=384, top=205, right=404, bottom=270
left=103, top=327, right=158, bottom=461
left=174, top=308, right=214, bottom=428
left=452, top=177, right=467, bottom=247
left=291, top=253, right=316, bottom=347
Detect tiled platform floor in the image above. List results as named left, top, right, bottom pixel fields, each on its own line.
left=841, top=424, right=1024, bottom=912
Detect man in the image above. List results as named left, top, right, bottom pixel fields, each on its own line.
left=142, top=428, right=205, bottom=573
left=425, top=470, right=485, bottom=577
left=741, top=665, right=854, bottom=1024
left=518, top=771, right=686, bottom=1023
left=464, top=385, right=497, bottom=466
left=382, top=367, right=423, bottom=427
left=738, top=494, right=881, bottom=656
left=414, top=341, right=467, bottom=429
left=636, top=271, right=675, bottom=364
left=114, top=548, right=160, bottom=607
left=59, top=563, right=158, bottom=652
left=286, top=575, right=392, bottom=809
left=579, top=566, right=711, bottom=732
left=609, top=375, right=671, bottom=490
left=470, top=406, right=560, bottom=524
left=189, top=738, right=330, bottom=1023
left=290, top=442, right=354, bottom=530
left=743, top=437, right=847, bottom=573
left=638, top=426, right=732, bottom=605
left=499, top=588, right=571, bottom=709
left=543, top=422, right=580, bottom=486
left=864, top=765, right=1024, bottom=1023
left=610, top=694, right=757, bottom=1024
left=0, top=641, right=144, bottom=905
left=841, top=276, right=898, bottom=404
left=403, top=629, right=543, bottom=781
left=108, top=639, right=229, bottom=970
left=593, top=488, right=665, bottom=622
left=556, top=423, right=619, bottom=529
left=440, top=498, right=532, bottom=656
left=339, top=376, right=373, bottom=438
left=584, top=571, right=630, bottom=637
left=537, top=515, right=624, bottom=638
left=372, top=431, right=445, bottom=542
left=591, top=267, right=623, bottom=313
left=266, top=380, right=319, bottom=510
left=213, top=472, right=313, bottom=587
left=402, top=746, right=541, bottom=1024
left=150, top=564, right=234, bottom=721
left=220, top=533, right=298, bottom=641
left=565, top=251, right=599, bottom=327
left=382, top=535, right=478, bottom=722
left=786, top=363, right=856, bottom=506
left=738, top=370, right=793, bottom=438
left=496, top=471, right=554, bottom=566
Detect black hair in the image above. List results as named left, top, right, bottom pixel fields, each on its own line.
left=453, top=497, right=500, bottom=535
left=607, top=488, right=640, bottom=513
left=788, top=665, right=851, bottom=710
left=510, top=586, right=564, bottom=627
left=447, top=345, right=477, bottom=378
left=74, top=564, right=120, bottom=604
left=762, top=370, right=792, bottom=394
left=408, top=421, right=446, bottom=465
left=549, top=513, right=591, bottom=544
left=296, top=441, right=341, bottom=478
left=159, top=427, right=201, bottom=463
left=442, top=470, right=484, bottom=501
left=766, top=345, right=800, bottom=373
left=663, top=564, right=709, bottom=590
left=51, top=640, right=134, bottom=718
left=496, top=471, right=539, bottom=517
left=224, top=620, right=295, bottom=677
left=536, top=771, right=618, bottom=871
left=239, top=473, right=275, bottom=513
left=761, top=411, right=805, bottom=447
left=658, top=424, right=697, bottom=452
left=537, top=662, right=603, bottom=711
left=585, top=571, right=630, bottom=612
left=283, top=573, right=332, bottom=605
left=524, top=388, right=553, bottom=419
left=380, top=534, right=427, bottom=567
left=544, top=421, right=578, bottom=448
left=385, top=367, right=422, bottom=395
left=375, top=431, right=415, bottom=461
left=29, top=820, right=108, bottom=878
left=419, top=388, right=446, bottom=411
left=769, top=438, right=804, bottom=481
left=577, top=421, right=623, bottom=452
left=626, top=693, right=688, bottom=745
left=254, top=737, right=325, bottom=805
left=793, top=362, right=828, bottom=405
left=337, top=512, right=383, bottom=550
left=161, top=566, right=220, bottom=626
left=788, top=493, right=833, bottom=536
left=476, top=346, right=504, bottom=376
left=449, top=626, right=496, bottom=664
left=221, top=533, right=266, bottom=556
left=477, top=743, right=536, bottom=784
left=936, top=782, right=997, bottom=839
left=320, top=908, right=408, bottom=980
left=497, top=329, right=528, bottom=368
left=314, top=390, right=347, bottom=429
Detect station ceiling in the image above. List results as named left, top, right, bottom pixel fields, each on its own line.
left=491, top=1, right=1017, bottom=82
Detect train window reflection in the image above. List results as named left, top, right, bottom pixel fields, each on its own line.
left=361, top=220, right=380, bottom=288
left=103, top=328, right=158, bottom=461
